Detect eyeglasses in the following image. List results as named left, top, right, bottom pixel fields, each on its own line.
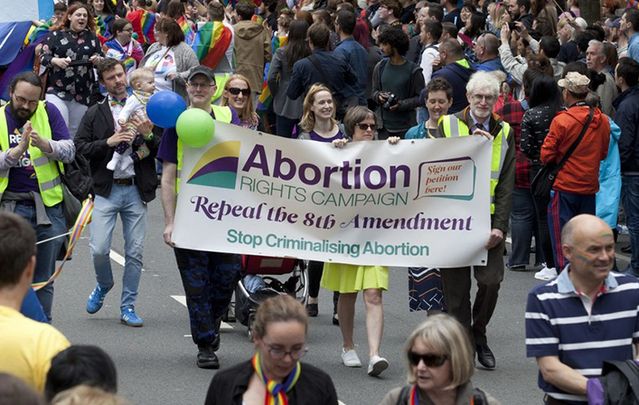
left=357, top=123, right=376, bottom=131
left=407, top=351, right=448, bottom=367
left=266, top=345, right=308, bottom=360
left=14, top=96, right=39, bottom=107
left=228, top=87, right=251, bottom=96
left=188, top=82, right=215, bottom=89
left=471, top=94, right=496, bottom=103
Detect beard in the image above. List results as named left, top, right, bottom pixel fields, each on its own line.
left=13, top=106, right=33, bottom=121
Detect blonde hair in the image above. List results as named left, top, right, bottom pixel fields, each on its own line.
left=252, top=295, right=308, bottom=339
left=299, top=84, right=337, bottom=132
left=221, top=74, right=257, bottom=126
left=128, top=67, right=154, bottom=88
left=404, top=314, right=474, bottom=389
left=51, top=385, right=129, bottom=405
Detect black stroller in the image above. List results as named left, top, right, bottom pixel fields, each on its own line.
left=234, top=255, right=308, bottom=338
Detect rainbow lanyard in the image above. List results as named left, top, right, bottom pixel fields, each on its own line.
left=252, top=352, right=301, bottom=405
left=410, top=385, right=419, bottom=405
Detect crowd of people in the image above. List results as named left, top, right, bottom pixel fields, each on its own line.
left=0, top=0, right=639, bottom=403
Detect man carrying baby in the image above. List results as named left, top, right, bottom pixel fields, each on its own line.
left=75, top=58, right=160, bottom=327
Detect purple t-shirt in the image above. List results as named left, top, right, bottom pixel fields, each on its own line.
left=157, top=108, right=240, bottom=163
left=307, top=129, right=344, bottom=143
left=5, top=103, right=70, bottom=193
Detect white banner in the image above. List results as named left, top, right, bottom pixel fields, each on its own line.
left=172, top=122, right=493, bottom=267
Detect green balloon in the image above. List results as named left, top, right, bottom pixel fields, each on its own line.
left=176, top=109, right=215, bottom=148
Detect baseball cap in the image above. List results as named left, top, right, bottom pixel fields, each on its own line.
left=187, top=66, right=216, bottom=83
left=557, top=72, right=590, bottom=93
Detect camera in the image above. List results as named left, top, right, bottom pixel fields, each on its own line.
left=507, top=22, right=520, bottom=31
left=383, top=93, right=398, bottom=109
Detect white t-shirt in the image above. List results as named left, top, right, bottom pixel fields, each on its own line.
left=144, top=46, right=176, bottom=92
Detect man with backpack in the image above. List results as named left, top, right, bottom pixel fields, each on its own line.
left=0, top=72, right=75, bottom=322
left=525, top=214, right=639, bottom=404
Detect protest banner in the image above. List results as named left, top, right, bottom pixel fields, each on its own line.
left=0, top=0, right=53, bottom=23
left=172, top=122, right=493, bottom=267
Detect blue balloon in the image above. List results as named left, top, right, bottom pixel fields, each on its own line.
left=145, top=91, right=187, bottom=128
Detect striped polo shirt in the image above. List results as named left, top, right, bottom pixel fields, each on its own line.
left=525, top=268, right=639, bottom=404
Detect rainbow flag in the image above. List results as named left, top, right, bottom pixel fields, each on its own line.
left=192, top=21, right=232, bottom=69
left=141, top=10, right=156, bottom=44
left=177, top=16, right=196, bottom=46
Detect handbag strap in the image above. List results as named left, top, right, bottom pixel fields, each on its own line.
left=553, top=106, right=594, bottom=173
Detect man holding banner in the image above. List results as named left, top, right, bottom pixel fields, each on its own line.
left=158, top=66, right=241, bottom=369
left=0, top=72, right=75, bottom=322
left=437, top=71, right=515, bottom=370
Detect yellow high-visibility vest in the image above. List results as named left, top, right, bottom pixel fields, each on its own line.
left=439, top=114, right=510, bottom=214
left=0, top=102, right=63, bottom=206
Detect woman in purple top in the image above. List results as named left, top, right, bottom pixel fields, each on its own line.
left=297, top=84, right=344, bottom=142
left=296, top=84, right=343, bottom=323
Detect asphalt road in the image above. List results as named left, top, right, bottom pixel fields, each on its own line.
left=48, top=199, right=631, bottom=405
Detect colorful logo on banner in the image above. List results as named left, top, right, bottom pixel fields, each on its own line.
left=187, top=141, right=241, bottom=189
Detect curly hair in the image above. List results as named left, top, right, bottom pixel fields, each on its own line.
left=377, top=26, right=409, bottom=56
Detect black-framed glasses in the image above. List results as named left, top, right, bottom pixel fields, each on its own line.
left=228, top=87, right=251, bottom=96
left=266, top=345, right=308, bottom=360
left=357, top=123, right=376, bottom=131
left=407, top=351, right=448, bottom=367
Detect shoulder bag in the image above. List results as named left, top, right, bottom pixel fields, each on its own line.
left=530, top=107, right=594, bottom=201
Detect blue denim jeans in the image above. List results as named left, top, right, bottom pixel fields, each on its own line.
left=14, top=202, right=66, bottom=322
left=90, top=184, right=147, bottom=310
left=622, top=175, right=639, bottom=275
left=509, top=187, right=541, bottom=267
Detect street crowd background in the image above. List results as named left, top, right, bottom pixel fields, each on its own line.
left=1, top=0, right=639, bottom=404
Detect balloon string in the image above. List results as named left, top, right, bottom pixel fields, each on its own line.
left=32, top=198, right=94, bottom=291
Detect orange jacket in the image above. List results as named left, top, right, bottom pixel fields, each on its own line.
left=541, top=105, right=610, bottom=194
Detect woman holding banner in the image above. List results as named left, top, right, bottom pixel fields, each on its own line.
left=321, top=106, right=396, bottom=378
left=297, top=84, right=344, bottom=324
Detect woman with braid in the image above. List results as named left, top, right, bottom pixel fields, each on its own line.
left=204, top=295, right=338, bottom=405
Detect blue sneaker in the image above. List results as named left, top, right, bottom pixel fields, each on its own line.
left=86, top=285, right=110, bottom=314
left=120, top=306, right=144, bottom=327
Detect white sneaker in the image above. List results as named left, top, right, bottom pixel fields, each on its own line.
left=341, top=348, right=362, bottom=367
left=534, top=265, right=557, bottom=281
left=368, top=355, right=389, bottom=377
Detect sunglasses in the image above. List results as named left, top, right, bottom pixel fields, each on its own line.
left=408, top=351, right=448, bottom=367
left=228, top=87, right=251, bottom=96
left=357, top=123, right=376, bottom=131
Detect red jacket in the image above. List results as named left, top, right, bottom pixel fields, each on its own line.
left=541, top=105, right=610, bottom=194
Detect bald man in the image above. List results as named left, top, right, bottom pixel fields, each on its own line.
left=525, top=214, right=639, bottom=404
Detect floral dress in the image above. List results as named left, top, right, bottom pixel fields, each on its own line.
left=41, top=28, right=103, bottom=106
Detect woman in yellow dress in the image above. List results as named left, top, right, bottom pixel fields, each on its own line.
left=321, top=106, right=398, bottom=378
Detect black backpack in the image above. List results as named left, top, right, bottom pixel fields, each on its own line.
left=396, top=385, right=489, bottom=404
left=598, top=360, right=639, bottom=404
left=58, top=152, right=93, bottom=202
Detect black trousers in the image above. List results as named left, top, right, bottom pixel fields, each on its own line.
left=440, top=240, right=505, bottom=346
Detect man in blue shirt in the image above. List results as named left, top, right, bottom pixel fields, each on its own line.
left=334, top=10, right=368, bottom=106
left=622, top=9, right=639, bottom=64
left=525, top=214, right=639, bottom=404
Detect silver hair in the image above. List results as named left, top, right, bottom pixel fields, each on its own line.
left=588, top=39, right=605, bottom=54
left=466, top=71, right=500, bottom=98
